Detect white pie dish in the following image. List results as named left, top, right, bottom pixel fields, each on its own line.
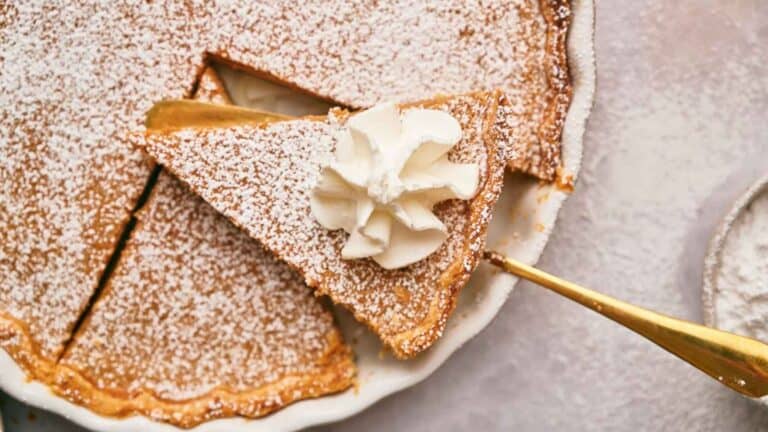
left=0, top=1, right=595, bottom=430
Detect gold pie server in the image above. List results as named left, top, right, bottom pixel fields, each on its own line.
left=146, top=100, right=768, bottom=398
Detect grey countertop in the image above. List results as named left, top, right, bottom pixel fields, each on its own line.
left=3, top=1, right=768, bottom=431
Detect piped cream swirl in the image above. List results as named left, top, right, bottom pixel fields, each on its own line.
left=310, top=103, right=479, bottom=269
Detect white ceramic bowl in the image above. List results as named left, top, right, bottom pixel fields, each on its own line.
left=0, top=1, right=595, bottom=430
left=702, top=173, right=768, bottom=407
left=702, top=174, right=768, bottom=326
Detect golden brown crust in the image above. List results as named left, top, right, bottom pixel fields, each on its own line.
left=51, top=337, right=354, bottom=428
left=512, top=0, right=572, bottom=179
left=0, top=312, right=57, bottom=384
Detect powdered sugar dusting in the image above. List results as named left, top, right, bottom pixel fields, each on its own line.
left=138, top=94, right=505, bottom=358
left=0, top=0, right=568, bottom=366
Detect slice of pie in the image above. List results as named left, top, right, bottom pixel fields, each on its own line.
left=134, top=91, right=506, bottom=359
left=51, top=68, right=355, bottom=427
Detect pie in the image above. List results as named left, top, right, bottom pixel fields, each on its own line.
left=0, top=1, right=571, bottom=426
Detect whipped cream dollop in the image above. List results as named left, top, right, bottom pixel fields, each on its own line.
left=310, top=103, right=480, bottom=269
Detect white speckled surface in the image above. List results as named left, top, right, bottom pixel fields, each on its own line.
left=2, top=1, right=768, bottom=431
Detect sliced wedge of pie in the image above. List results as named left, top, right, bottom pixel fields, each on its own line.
left=133, top=91, right=506, bottom=359
left=50, top=68, right=355, bottom=428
